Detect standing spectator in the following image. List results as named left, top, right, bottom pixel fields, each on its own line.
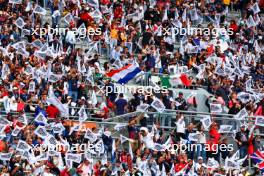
left=235, top=124, right=249, bottom=159
left=115, top=93, right=128, bottom=115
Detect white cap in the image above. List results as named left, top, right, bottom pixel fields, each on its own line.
left=140, top=127, right=148, bottom=133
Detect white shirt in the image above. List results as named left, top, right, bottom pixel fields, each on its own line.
left=196, top=131, right=206, bottom=144
left=142, top=133, right=155, bottom=149
left=176, top=116, right=185, bottom=133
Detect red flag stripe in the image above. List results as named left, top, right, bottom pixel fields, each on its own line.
left=106, top=64, right=132, bottom=77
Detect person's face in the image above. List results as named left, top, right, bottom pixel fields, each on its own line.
left=84, top=160, right=90, bottom=165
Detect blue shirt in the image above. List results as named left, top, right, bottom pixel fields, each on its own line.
left=115, top=98, right=127, bottom=115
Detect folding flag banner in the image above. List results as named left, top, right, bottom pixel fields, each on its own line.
left=169, top=74, right=192, bottom=87
left=200, top=115, right=212, bottom=130
left=33, top=5, right=47, bottom=15
left=87, top=0, right=99, bottom=8
left=255, top=116, right=264, bottom=127
left=105, top=64, right=141, bottom=84
left=9, top=0, right=21, bottom=4
left=250, top=150, right=264, bottom=171
left=15, top=17, right=25, bottom=29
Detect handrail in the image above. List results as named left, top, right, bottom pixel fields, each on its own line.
left=106, top=109, right=256, bottom=122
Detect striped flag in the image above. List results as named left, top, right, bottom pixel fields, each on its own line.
left=106, top=64, right=141, bottom=84
left=250, top=150, right=264, bottom=171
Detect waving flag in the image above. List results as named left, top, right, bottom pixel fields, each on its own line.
left=169, top=74, right=192, bottom=87
left=106, top=64, right=141, bottom=84
left=250, top=150, right=264, bottom=171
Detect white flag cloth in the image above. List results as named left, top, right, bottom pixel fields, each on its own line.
left=33, top=5, right=47, bottom=15
left=89, top=9, right=102, bottom=21
left=63, top=13, right=74, bottom=25
left=251, top=3, right=260, bottom=14
left=34, top=112, right=48, bottom=125
left=206, top=158, right=219, bottom=169
left=162, top=8, right=168, bottom=21
left=87, top=0, right=99, bottom=8
left=114, top=124, right=127, bottom=131
left=182, top=9, right=187, bottom=22
left=101, top=153, right=108, bottom=165
left=190, top=8, right=199, bottom=21
left=136, top=103, right=150, bottom=112
left=11, top=127, right=21, bottom=136
left=151, top=98, right=165, bottom=113
left=16, top=140, right=32, bottom=152
left=246, top=15, right=256, bottom=28
left=188, top=133, right=199, bottom=142
left=200, top=115, right=212, bottom=130
left=47, top=90, right=69, bottom=117
left=120, top=135, right=134, bottom=144
left=233, top=108, right=248, bottom=120
left=52, top=10, right=61, bottom=18
left=0, top=152, right=13, bottom=161
left=84, top=128, right=97, bottom=143
left=66, top=153, right=82, bottom=163
left=210, top=103, right=222, bottom=113
left=129, top=142, right=134, bottom=160
left=224, top=157, right=240, bottom=170
left=15, top=17, right=25, bottom=29
left=8, top=0, right=21, bottom=4
left=218, top=125, right=233, bottom=133
left=34, top=126, right=49, bottom=139
left=255, top=116, right=264, bottom=127
left=53, top=123, right=65, bottom=134
left=91, top=90, right=97, bottom=106
left=78, top=106, right=88, bottom=122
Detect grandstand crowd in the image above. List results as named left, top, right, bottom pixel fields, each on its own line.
left=0, top=0, right=264, bottom=175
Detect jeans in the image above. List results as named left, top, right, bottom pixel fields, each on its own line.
left=68, top=91, right=78, bottom=102
left=239, top=145, right=248, bottom=159
left=197, top=144, right=206, bottom=161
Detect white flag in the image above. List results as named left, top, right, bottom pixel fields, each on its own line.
left=200, top=115, right=212, bottom=130
left=218, top=125, right=233, bottom=133
left=188, top=133, right=199, bottom=142
left=255, top=116, right=264, bottom=127
left=78, top=106, right=88, bottom=122
left=34, top=126, right=49, bottom=139
left=251, top=3, right=260, bottom=14
left=234, top=108, right=248, bottom=120
left=136, top=103, right=150, bottom=112
left=16, top=140, right=31, bottom=152
left=66, top=153, right=82, bottom=163
left=84, top=128, right=97, bottom=143
left=33, top=5, right=47, bottom=15
left=15, top=17, right=25, bottom=29
left=151, top=98, right=165, bottom=113
left=162, top=8, right=168, bottom=21
left=35, top=112, right=47, bottom=125
left=0, top=152, right=12, bottom=161
left=210, top=103, right=222, bottom=113
left=91, top=90, right=97, bottom=106
left=114, top=124, right=127, bottom=131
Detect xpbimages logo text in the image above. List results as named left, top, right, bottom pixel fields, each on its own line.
left=96, top=84, right=169, bottom=96
left=31, top=25, right=102, bottom=38
left=163, top=27, right=234, bottom=38
left=169, top=143, right=234, bottom=154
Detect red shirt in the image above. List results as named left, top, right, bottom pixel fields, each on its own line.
left=175, top=163, right=188, bottom=172
left=209, top=127, right=221, bottom=143
left=46, top=105, right=59, bottom=118
left=80, top=12, right=93, bottom=22
left=229, top=23, right=238, bottom=33
left=114, top=6, right=123, bottom=19
left=101, top=0, right=110, bottom=5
